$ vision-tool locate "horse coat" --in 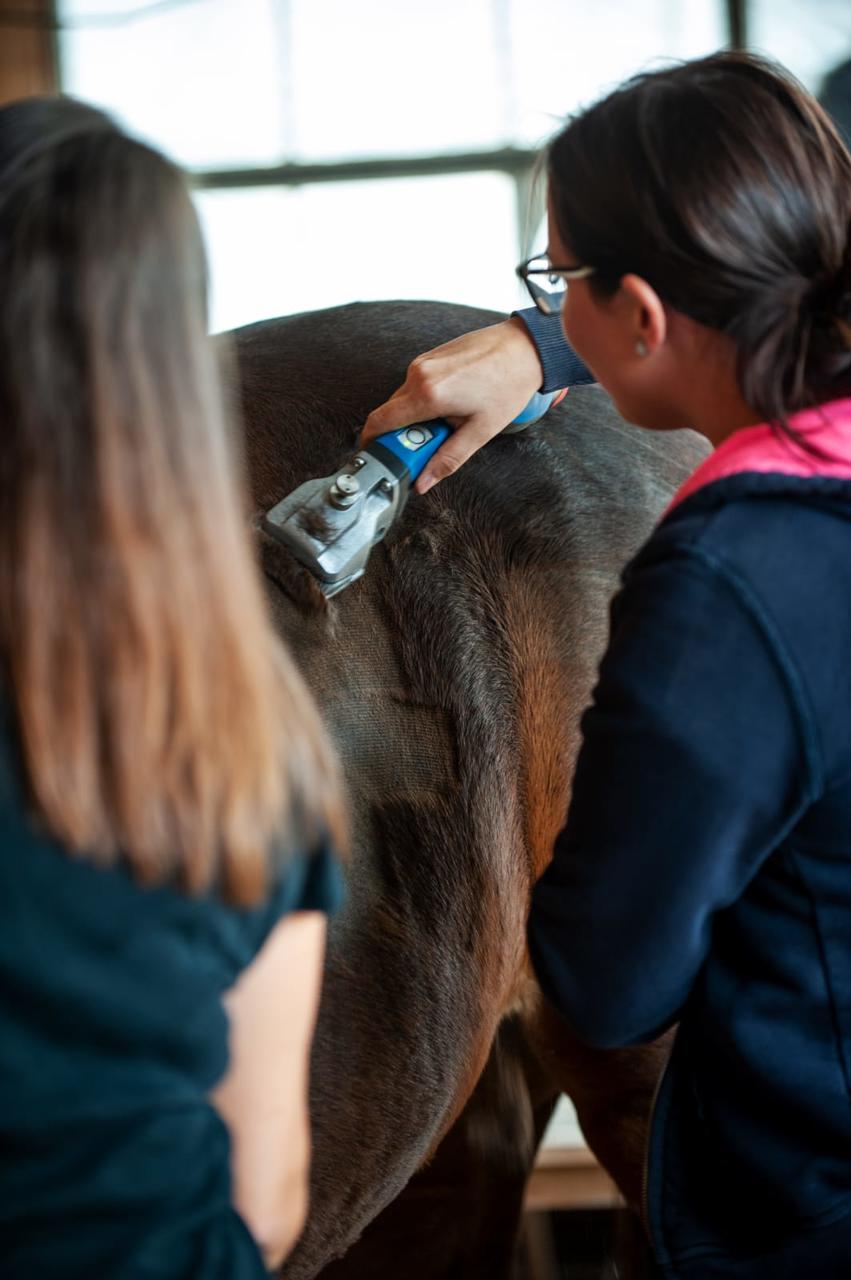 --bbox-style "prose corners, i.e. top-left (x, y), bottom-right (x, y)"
top-left (231, 300), bottom-right (708, 1279)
